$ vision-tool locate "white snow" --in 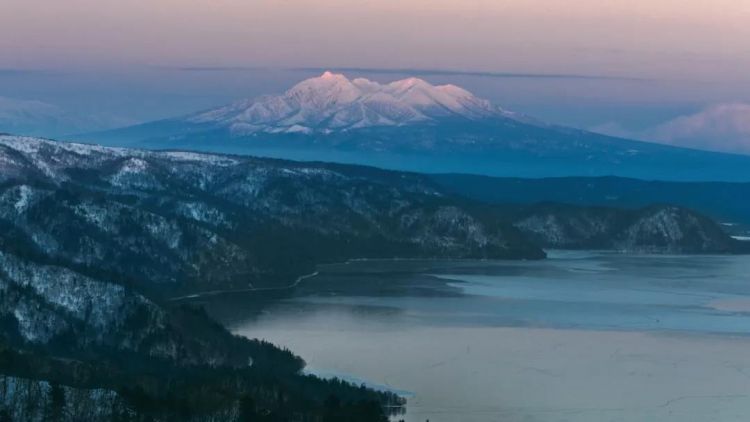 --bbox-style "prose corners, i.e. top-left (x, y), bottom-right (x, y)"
top-left (119, 157), bottom-right (148, 173)
top-left (0, 135), bottom-right (239, 169)
top-left (73, 203), bottom-right (110, 228)
top-left (0, 251), bottom-right (142, 340)
top-left (160, 150), bottom-right (239, 166)
top-left (285, 124), bottom-right (313, 134)
top-left (13, 185), bottom-right (33, 213)
top-left (186, 72), bottom-right (505, 134)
